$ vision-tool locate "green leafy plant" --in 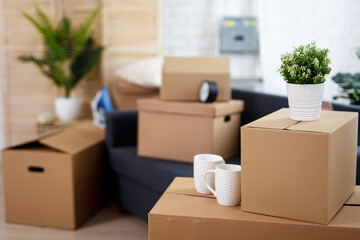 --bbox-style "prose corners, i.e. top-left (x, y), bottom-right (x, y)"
top-left (19, 6), bottom-right (104, 98)
top-left (278, 42), bottom-right (331, 84)
top-left (332, 73), bottom-right (360, 105)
